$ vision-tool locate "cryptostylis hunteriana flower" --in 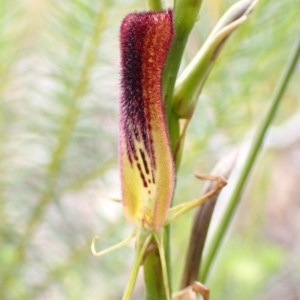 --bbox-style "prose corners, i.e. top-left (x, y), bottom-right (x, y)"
top-left (92, 9), bottom-right (226, 300)
top-left (119, 9), bottom-right (174, 232)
